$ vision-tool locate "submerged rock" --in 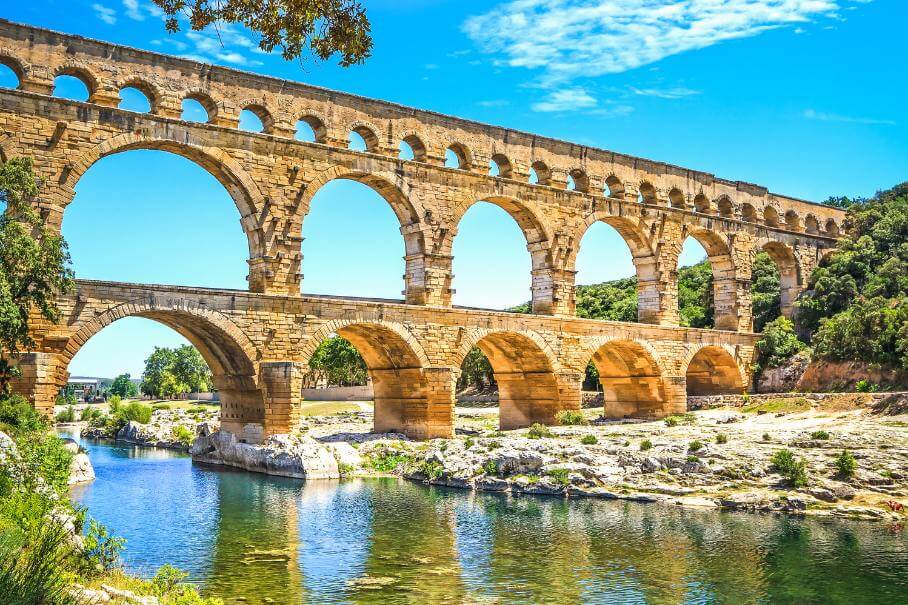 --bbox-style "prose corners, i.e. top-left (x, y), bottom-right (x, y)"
top-left (191, 430), bottom-right (339, 479)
